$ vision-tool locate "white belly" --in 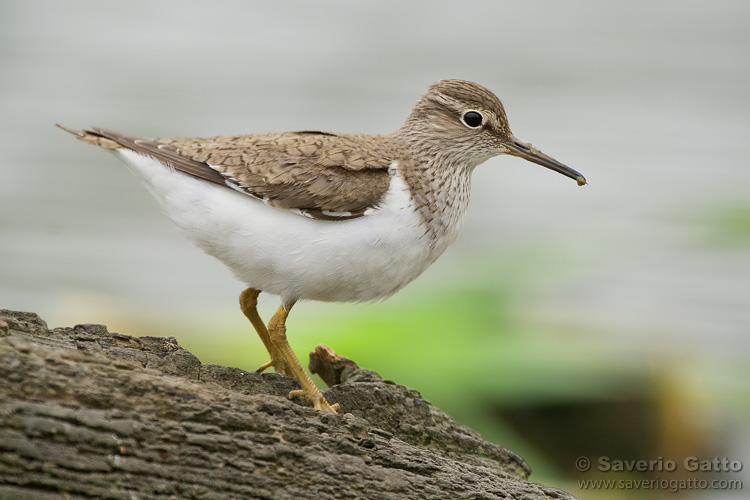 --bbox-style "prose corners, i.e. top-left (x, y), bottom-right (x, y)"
top-left (114, 149), bottom-right (447, 305)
